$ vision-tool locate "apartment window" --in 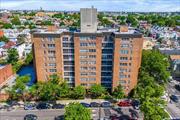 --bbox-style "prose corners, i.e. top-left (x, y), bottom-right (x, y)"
top-left (120, 50), bottom-right (129, 54)
top-left (89, 72), bottom-right (96, 76)
top-left (80, 61), bottom-right (88, 64)
top-left (48, 50), bottom-right (55, 56)
top-left (47, 37), bottom-right (54, 41)
top-left (64, 66), bottom-right (74, 71)
top-left (88, 61), bottom-right (96, 64)
top-left (48, 44), bottom-right (55, 48)
top-left (43, 44), bottom-right (46, 48)
top-left (121, 38), bottom-right (129, 41)
top-left (89, 55), bottom-right (96, 58)
top-left (49, 63), bottom-right (56, 67)
top-left (63, 55), bottom-right (74, 59)
top-left (80, 36), bottom-right (96, 40)
top-left (63, 49), bottom-right (74, 53)
top-left (102, 66), bottom-right (112, 71)
top-left (64, 61), bottom-right (74, 65)
top-left (89, 49), bottom-right (96, 52)
top-left (80, 43), bottom-right (88, 46)
top-left (102, 61), bottom-right (112, 65)
top-left (102, 43), bottom-right (113, 47)
top-left (48, 57), bottom-right (56, 61)
top-left (63, 37), bottom-right (68, 41)
top-left (63, 43), bottom-right (74, 47)
top-left (81, 83), bottom-right (87, 86)
top-left (120, 68), bottom-right (128, 72)
top-left (80, 67), bottom-right (88, 70)
top-left (121, 44), bottom-right (129, 48)
top-left (89, 78), bottom-right (96, 81)
top-left (64, 72), bottom-right (74, 76)
top-left (120, 57), bottom-right (128, 61)
top-left (120, 63), bottom-right (128, 66)
top-left (119, 80), bottom-right (126, 84)
top-left (80, 55), bottom-right (88, 59)
top-left (119, 74), bottom-right (127, 78)
top-left (81, 72), bottom-right (88, 76)
top-left (49, 69), bottom-right (57, 72)
top-left (89, 43), bottom-right (96, 47)
top-left (102, 72), bottom-right (112, 76)
top-left (80, 49), bottom-right (88, 53)
top-left (80, 78), bottom-right (88, 81)
top-left (102, 55), bottom-right (112, 59)
top-left (101, 77), bottom-right (112, 82)
top-left (102, 49), bottom-right (113, 53)
top-left (89, 67), bottom-right (96, 70)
